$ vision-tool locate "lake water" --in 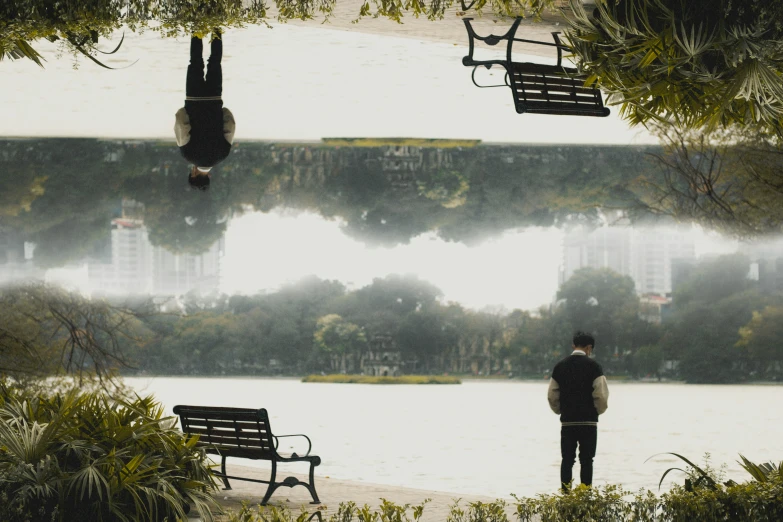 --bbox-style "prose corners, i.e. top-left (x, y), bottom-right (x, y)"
top-left (124, 377), bottom-right (783, 498)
